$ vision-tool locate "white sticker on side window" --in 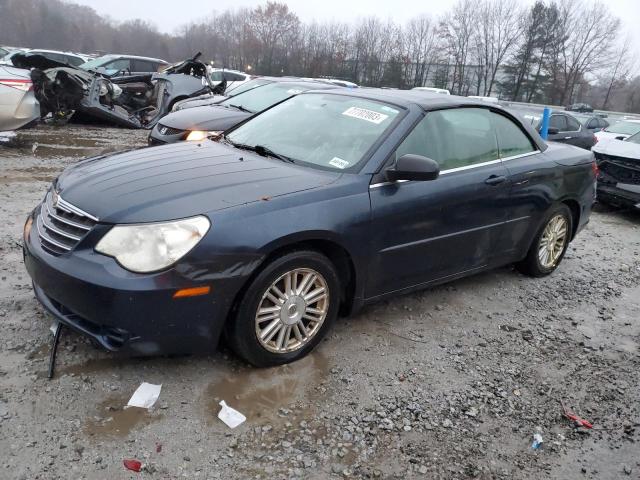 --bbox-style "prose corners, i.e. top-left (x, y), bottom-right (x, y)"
top-left (342, 107), bottom-right (389, 124)
top-left (329, 157), bottom-right (350, 169)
